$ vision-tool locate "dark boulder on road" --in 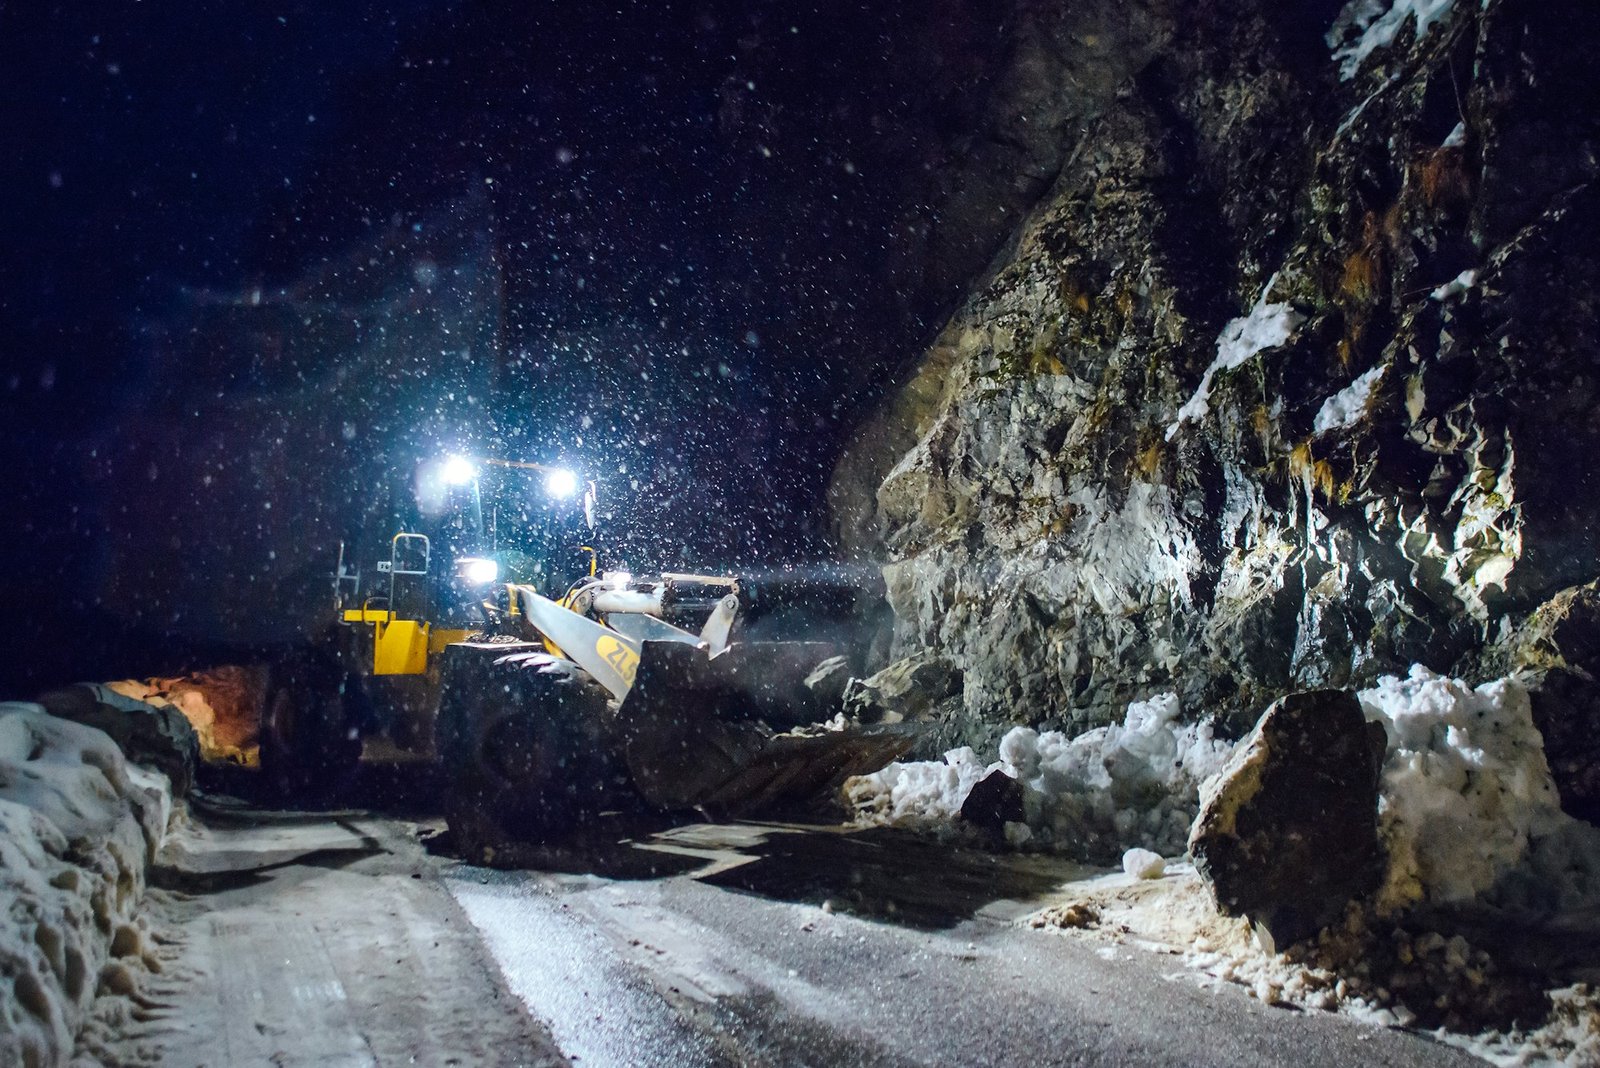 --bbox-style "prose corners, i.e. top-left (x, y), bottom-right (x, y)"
top-left (1189, 689), bottom-right (1386, 950)
top-left (959, 768), bottom-right (1026, 836)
